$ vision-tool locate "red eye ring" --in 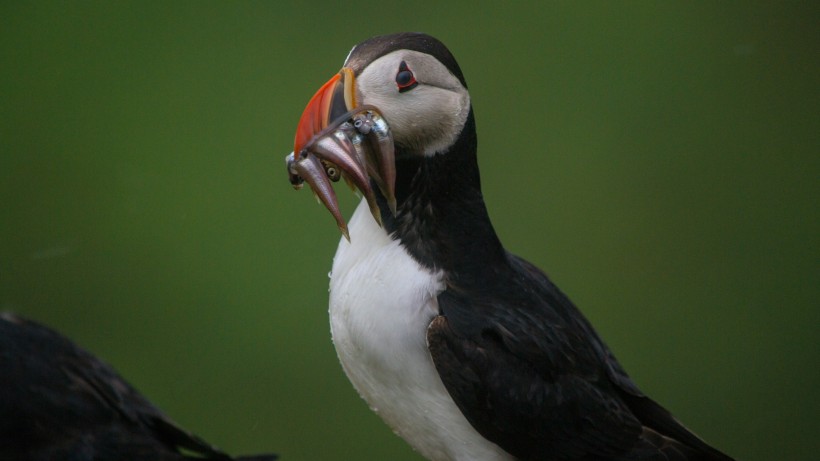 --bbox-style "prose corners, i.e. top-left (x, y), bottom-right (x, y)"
top-left (396, 60), bottom-right (418, 93)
